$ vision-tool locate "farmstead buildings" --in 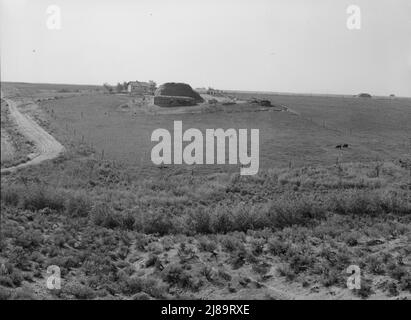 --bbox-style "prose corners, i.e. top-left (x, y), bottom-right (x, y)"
top-left (127, 81), bottom-right (155, 95)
